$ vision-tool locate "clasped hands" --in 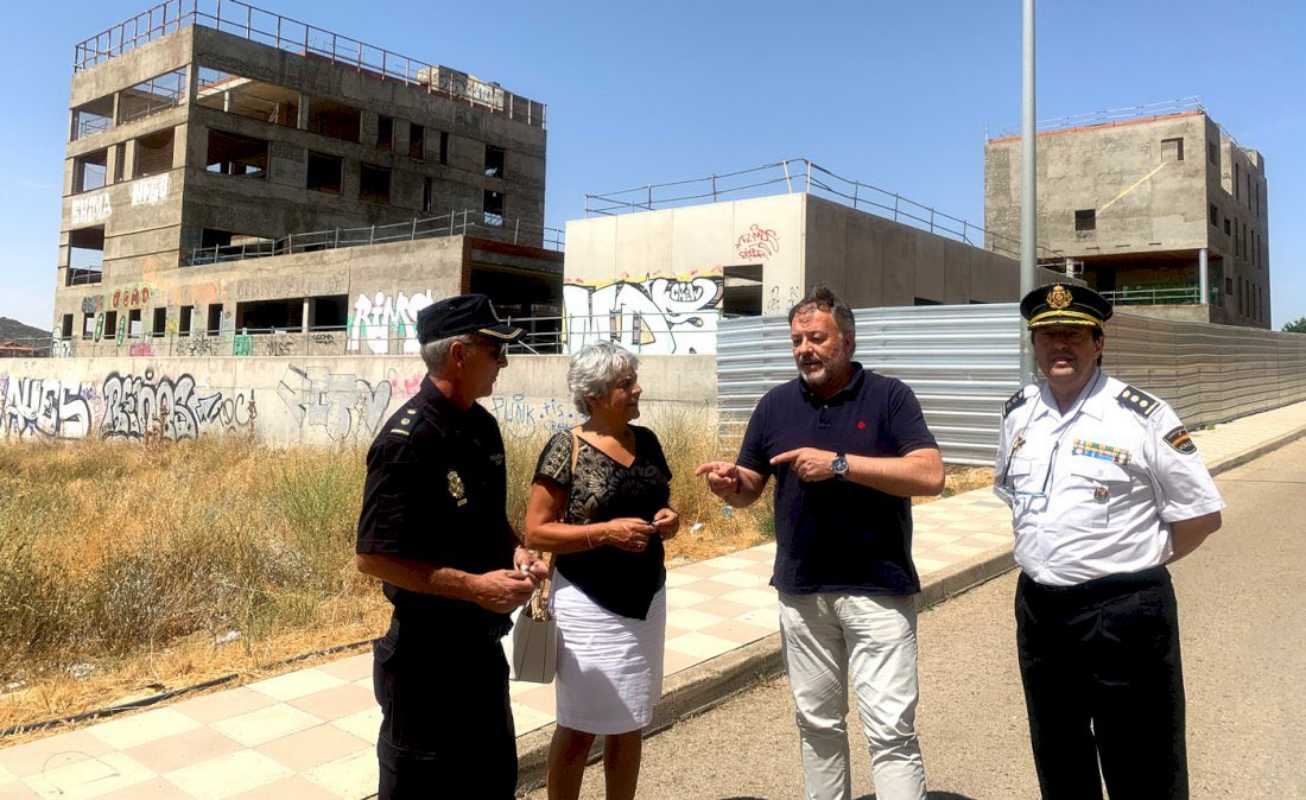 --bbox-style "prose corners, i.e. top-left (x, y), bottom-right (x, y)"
top-left (606, 507), bottom-right (680, 553)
